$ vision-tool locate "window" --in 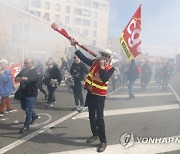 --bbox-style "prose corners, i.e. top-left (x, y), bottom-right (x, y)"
top-left (45, 1), bottom-right (50, 10)
top-left (93, 40), bottom-right (96, 46)
top-left (55, 15), bottom-right (60, 23)
top-left (66, 6), bottom-right (70, 13)
top-left (100, 3), bottom-right (108, 10)
top-left (42, 13), bottom-right (50, 21)
top-left (82, 9), bottom-right (91, 16)
top-left (93, 30), bottom-right (97, 37)
top-left (83, 19), bottom-right (90, 27)
top-left (75, 0), bottom-right (82, 5)
top-left (30, 11), bottom-right (40, 17)
top-left (12, 23), bottom-right (30, 43)
top-left (55, 4), bottom-right (60, 11)
top-left (74, 18), bottom-right (81, 25)
top-left (65, 16), bottom-right (70, 24)
top-left (93, 21), bottom-right (97, 28)
top-left (30, 0), bottom-right (41, 8)
top-left (74, 27), bottom-right (80, 34)
top-left (93, 11), bottom-right (98, 18)
top-left (83, 0), bottom-right (91, 7)
top-left (92, 2), bottom-right (99, 9)
top-left (83, 29), bottom-right (89, 36)
top-left (74, 8), bottom-right (82, 15)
